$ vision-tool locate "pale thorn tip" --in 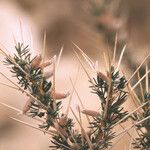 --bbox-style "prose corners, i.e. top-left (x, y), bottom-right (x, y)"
top-left (66, 91), bottom-right (70, 97)
top-left (52, 55), bottom-right (57, 62)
